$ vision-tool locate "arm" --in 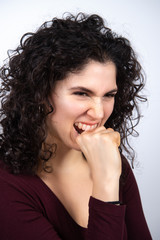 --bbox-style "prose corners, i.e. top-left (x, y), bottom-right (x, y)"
top-left (77, 127), bottom-right (126, 239)
top-left (86, 197), bottom-right (126, 240)
top-left (85, 161), bottom-right (152, 240)
top-left (76, 127), bottom-right (152, 239)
